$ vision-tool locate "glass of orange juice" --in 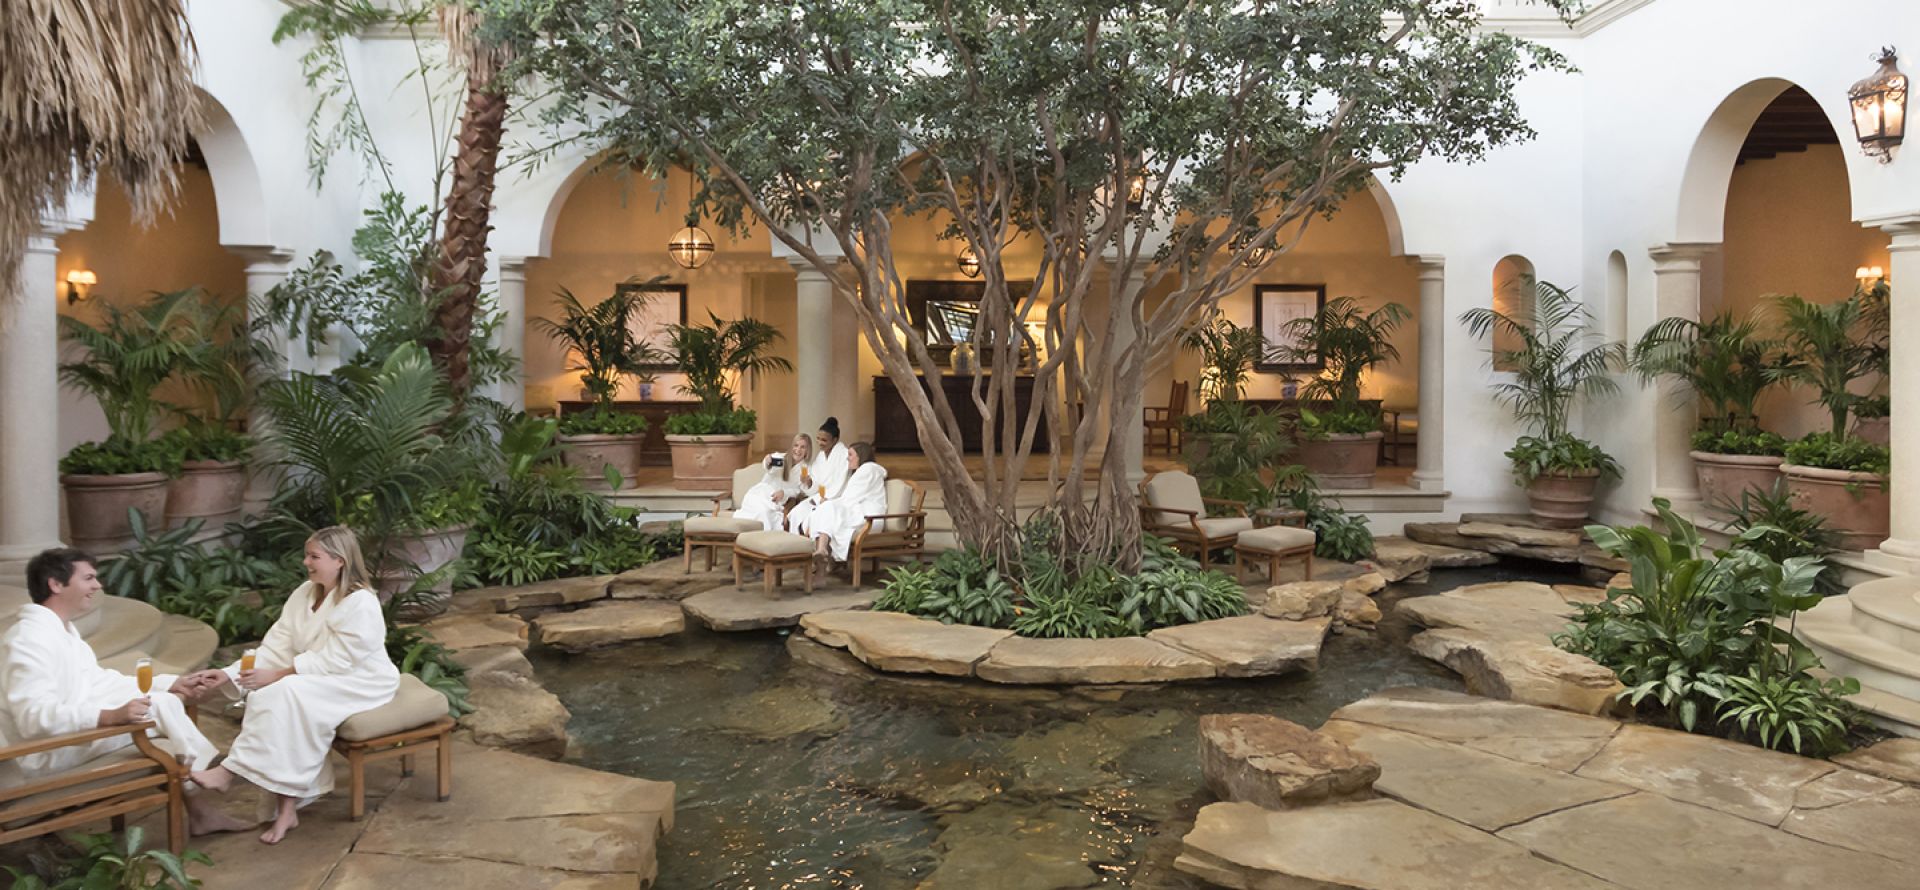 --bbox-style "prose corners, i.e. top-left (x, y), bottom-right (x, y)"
top-left (241, 648), bottom-right (257, 672)
top-left (135, 658), bottom-right (153, 695)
